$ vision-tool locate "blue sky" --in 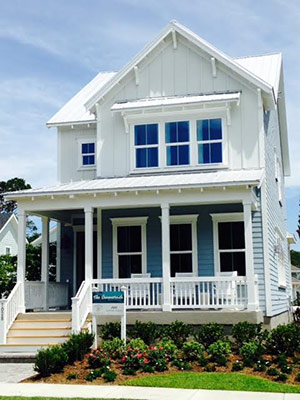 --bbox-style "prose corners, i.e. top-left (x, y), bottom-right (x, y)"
top-left (0, 0), bottom-right (299, 248)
